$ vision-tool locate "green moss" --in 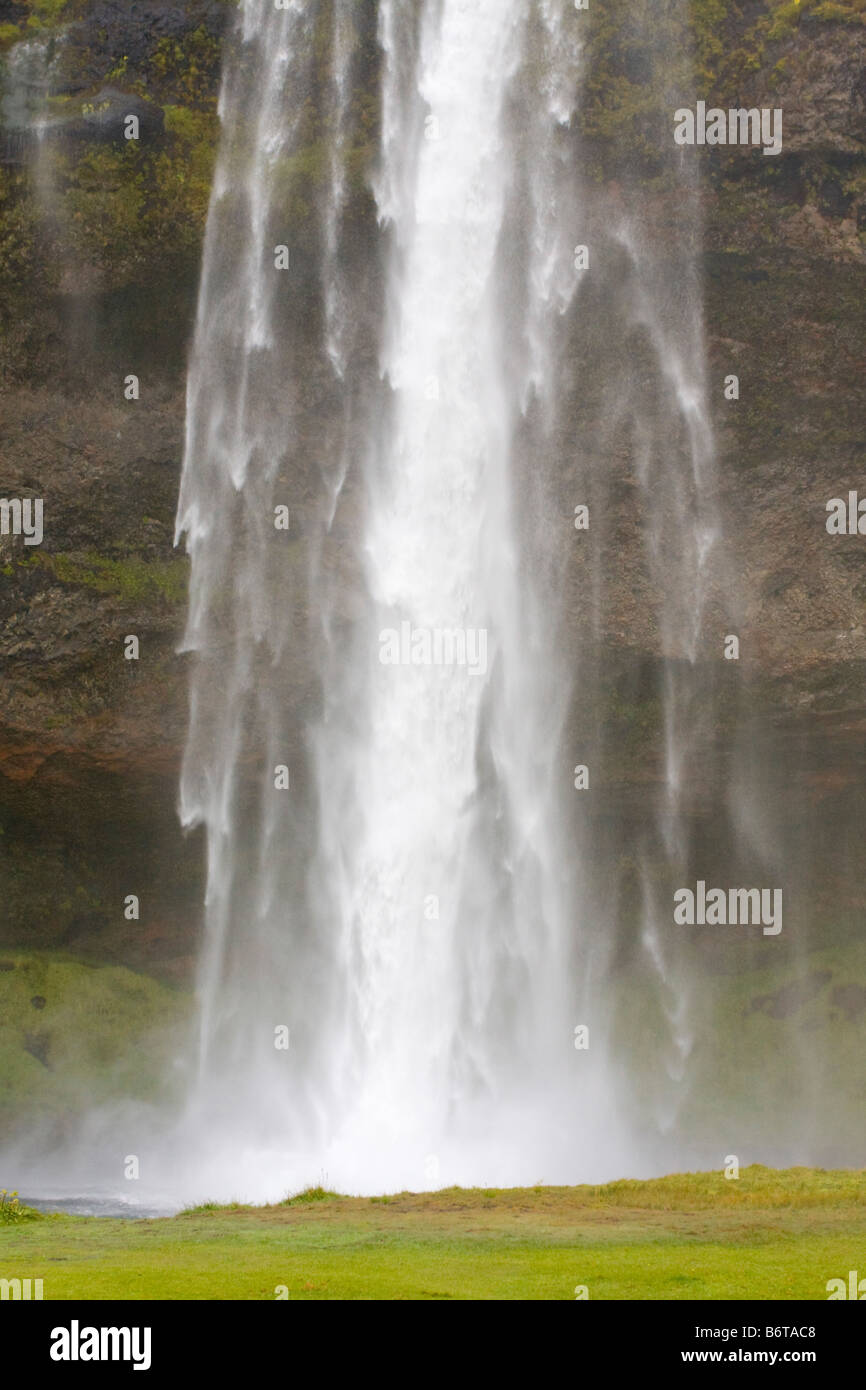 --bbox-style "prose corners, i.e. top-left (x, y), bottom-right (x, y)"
top-left (577, 0), bottom-right (718, 173)
top-left (0, 169), bottom-right (37, 291)
top-left (768, 0), bottom-right (866, 36)
top-left (771, 55), bottom-right (791, 86)
top-left (0, 952), bottom-right (189, 1134)
top-left (0, 13), bottom-right (225, 303)
top-left (61, 145), bottom-right (147, 280)
top-left (578, 0), bottom-right (866, 174)
top-left (146, 26), bottom-right (223, 108)
top-left (163, 104), bottom-right (214, 145)
top-left (689, 0), bottom-right (729, 87)
top-left (0, 1), bottom-right (376, 307)
top-left (105, 53), bottom-right (129, 83)
top-left (23, 0), bottom-right (70, 31)
top-left (43, 105), bottom-right (218, 288)
top-left (26, 550), bottom-right (189, 606)
top-left (813, 0), bottom-right (866, 19)
top-left (767, 0), bottom-right (806, 37)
